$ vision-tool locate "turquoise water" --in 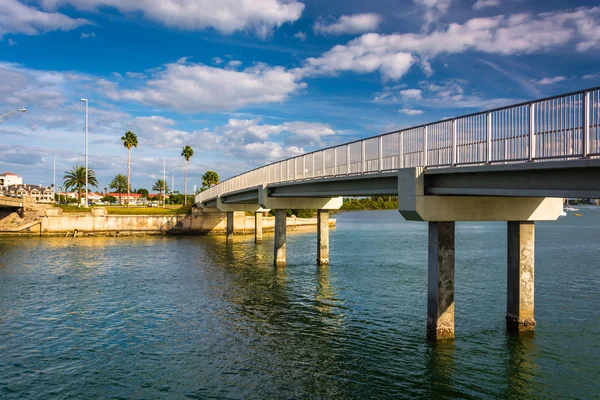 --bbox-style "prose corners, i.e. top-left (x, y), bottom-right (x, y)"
top-left (0, 209), bottom-right (599, 399)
